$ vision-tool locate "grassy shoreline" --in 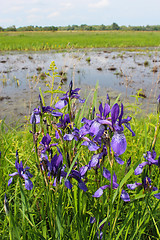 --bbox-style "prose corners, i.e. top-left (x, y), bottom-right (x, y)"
top-left (0, 31), bottom-right (160, 51)
top-left (1, 84), bottom-right (160, 239)
top-left (1, 59), bottom-right (160, 239)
